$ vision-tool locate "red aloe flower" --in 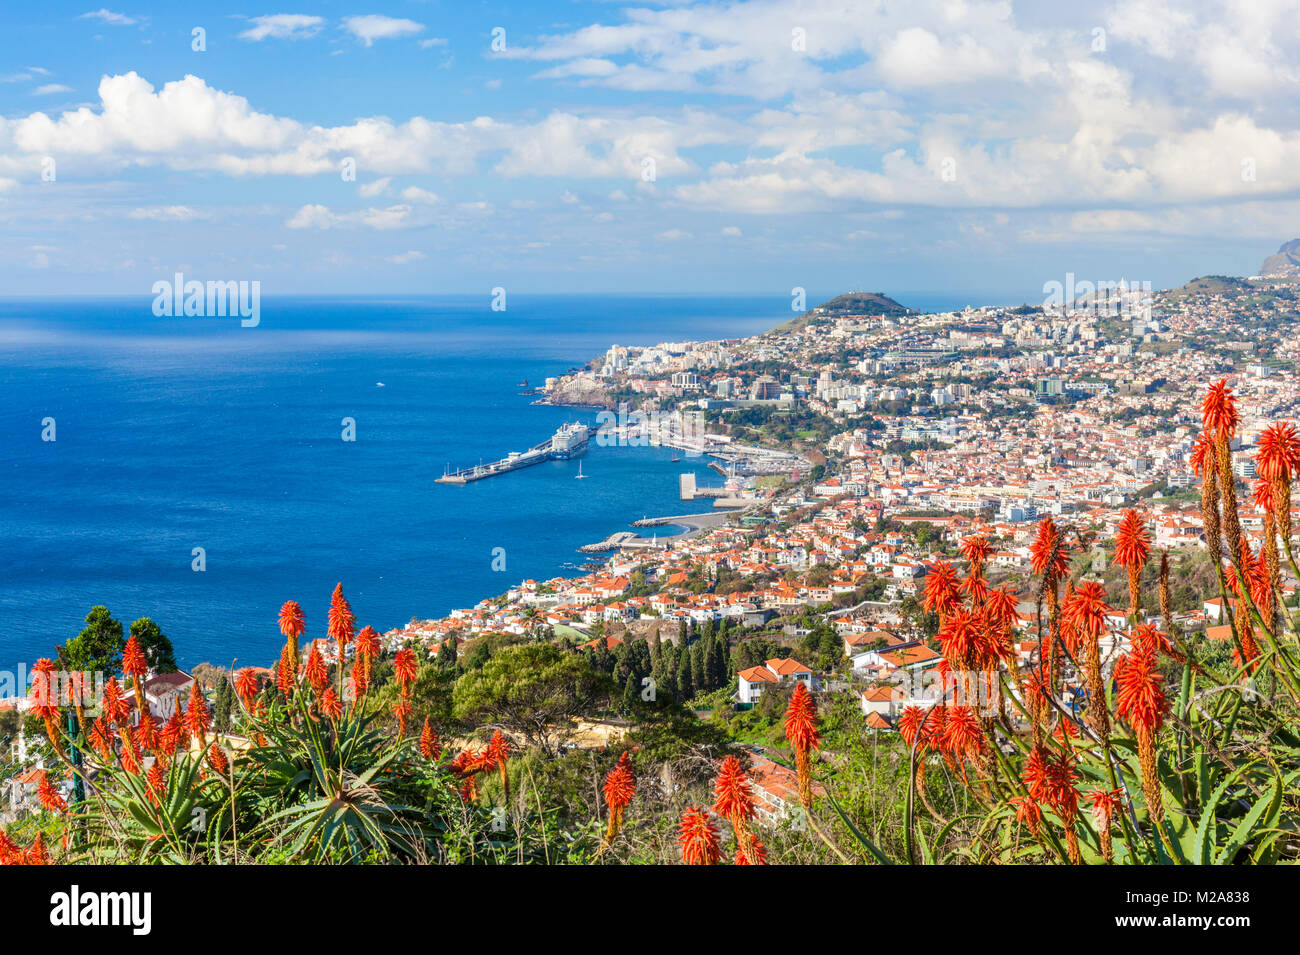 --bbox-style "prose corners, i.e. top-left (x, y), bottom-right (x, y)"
top-left (1116, 644), bottom-right (1169, 823)
top-left (184, 680), bottom-right (209, 746)
top-left (921, 560), bottom-right (960, 616)
top-left (712, 755), bottom-right (755, 823)
top-left (319, 687), bottom-right (343, 721)
top-left (327, 583), bottom-right (355, 646)
top-left (234, 667), bottom-right (262, 709)
top-left (102, 676), bottom-right (130, 725)
top-left (208, 743), bottom-right (229, 777)
top-left (1010, 794), bottom-right (1043, 837)
top-left (960, 534), bottom-right (992, 572)
top-left (36, 770), bottom-right (66, 814)
top-left (278, 599), bottom-right (305, 672)
top-left (275, 643), bottom-right (295, 700)
top-left (1061, 581), bottom-right (1111, 644)
top-left (29, 659), bottom-right (64, 757)
top-left (135, 710), bottom-right (158, 755)
top-left (301, 644), bottom-right (329, 694)
top-left (1191, 433), bottom-right (1214, 477)
top-left (783, 682), bottom-right (821, 811)
top-left (1029, 516), bottom-right (1069, 582)
top-left (939, 705), bottom-right (984, 767)
top-left (984, 586), bottom-right (1020, 630)
top-left (159, 711), bottom-right (185, 757)
top-left (1257, 421), bottom-right (1300, 483)
top-left (937, 607), bottom-right (984, 667)
top-left (122, 633), bottom-right (148, 713)
top-left (678, 806), bottom-right (721, 865)
top-left (24, 833), bottom-right (51, 865)
top-left (278, 599), bottom-right (305, 640)
top-left (146, 762), bottom-right (166, 805)
top-left (419, 717), bottom-right (441, 760)
top-left (393, 647), bottom-right (418, 688)
top-left (486, 729), bottom-right (513, 798)
top-left (1115, 646), bottom-right (1168, 737)
top-left (1088, 788), bottom-right (1122, 830)
top-left (1201, 379), bottom-right (1238, 441)
top-left (898, 704), bottom-right (932, 750)
top-left (602, 752), bottom-right (636, 815)
top-left (1114, 509), bottom-right (1151, 571)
